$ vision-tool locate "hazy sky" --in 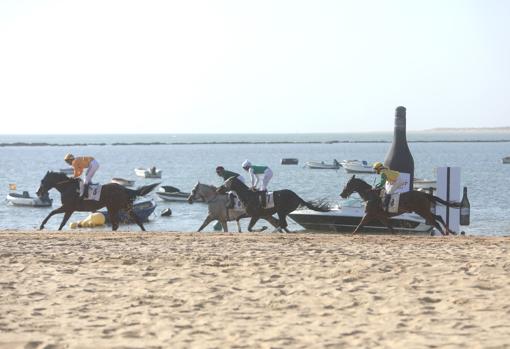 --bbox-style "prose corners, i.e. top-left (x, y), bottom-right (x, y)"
top-left (1, 0), bottom-right (509, 134)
